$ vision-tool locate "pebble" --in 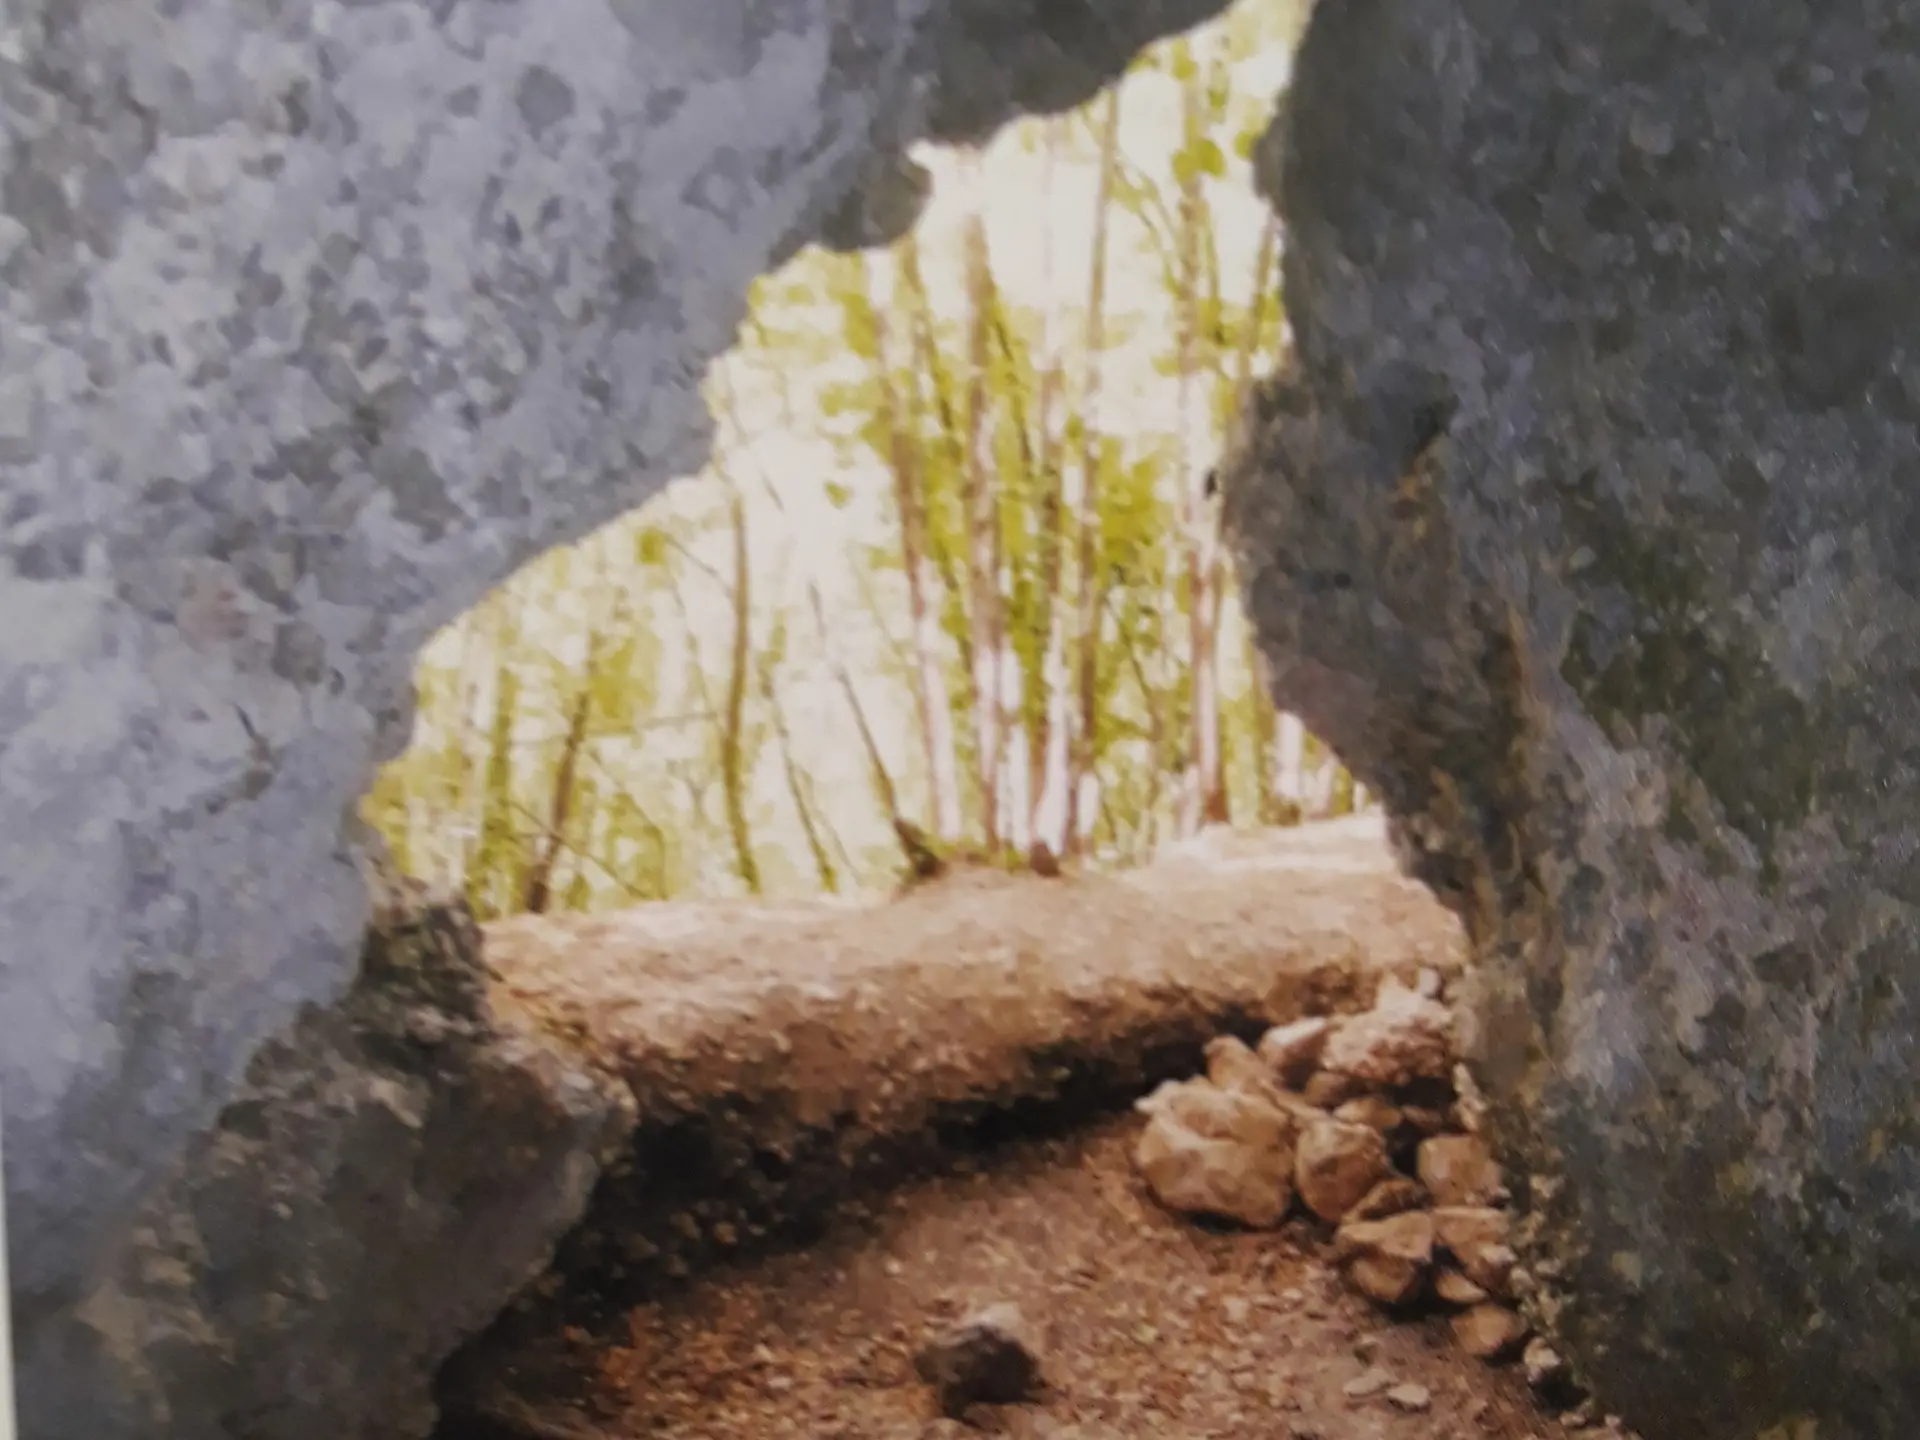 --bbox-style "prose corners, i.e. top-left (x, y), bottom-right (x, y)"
top-left (1343, 1366), bottom-right (1396, 1401)
top-left (914, 1302), bottom-right (1044, 1418)
top-left (1386, 1382), bottom-right (1433, 1412)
